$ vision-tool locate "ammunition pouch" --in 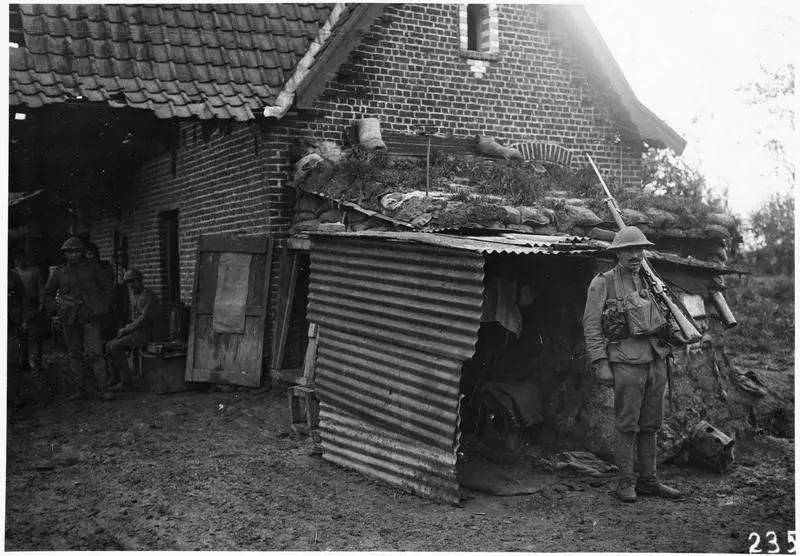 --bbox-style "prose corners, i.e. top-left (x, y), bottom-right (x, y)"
top-left (600, 269), bottom-right (667, 340)
top-left (601, 299), bottom-right (628, 340)
top-left (624, 289), bottom-right (667, 337)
